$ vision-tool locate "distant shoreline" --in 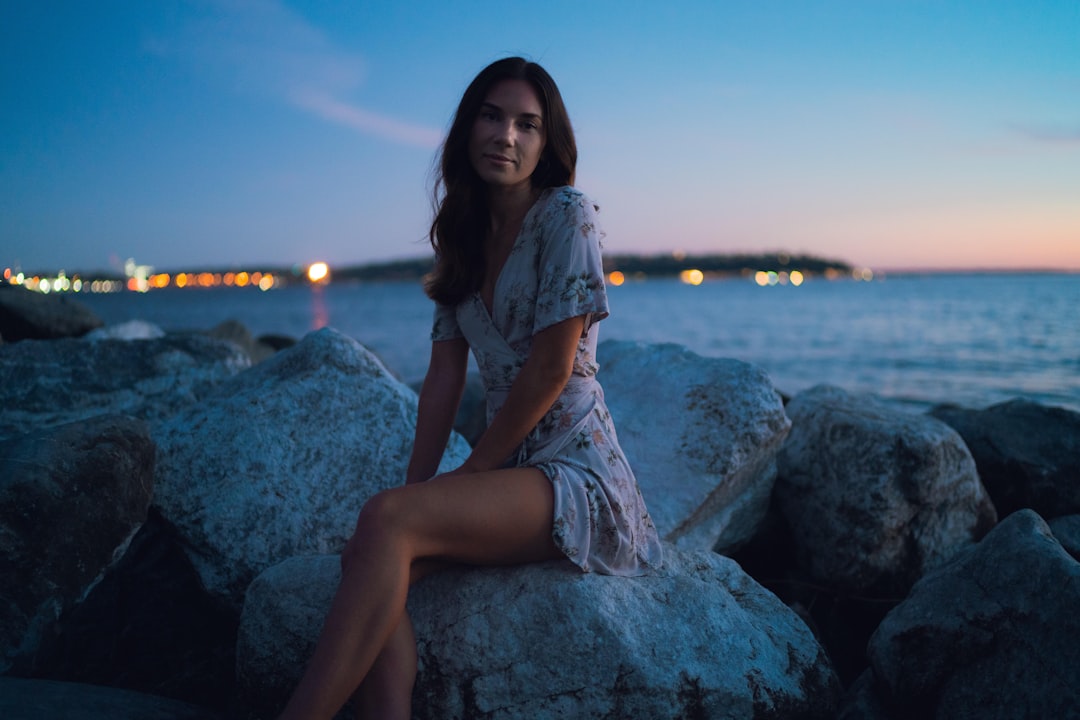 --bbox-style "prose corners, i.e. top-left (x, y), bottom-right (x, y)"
top-left (9, 253), bottom-right (1078, 285)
